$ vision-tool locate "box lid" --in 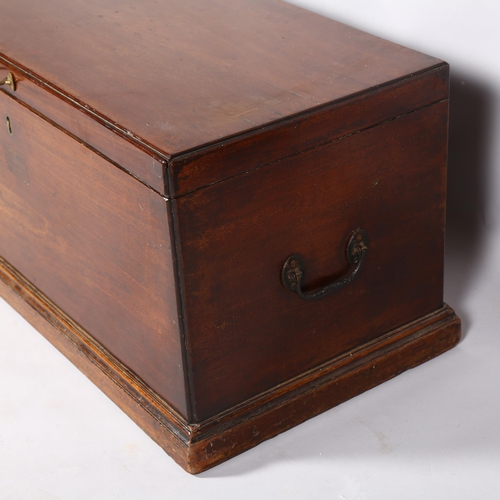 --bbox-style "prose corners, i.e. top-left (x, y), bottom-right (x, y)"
top-left (0, 0), bottom-right (448, 195)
